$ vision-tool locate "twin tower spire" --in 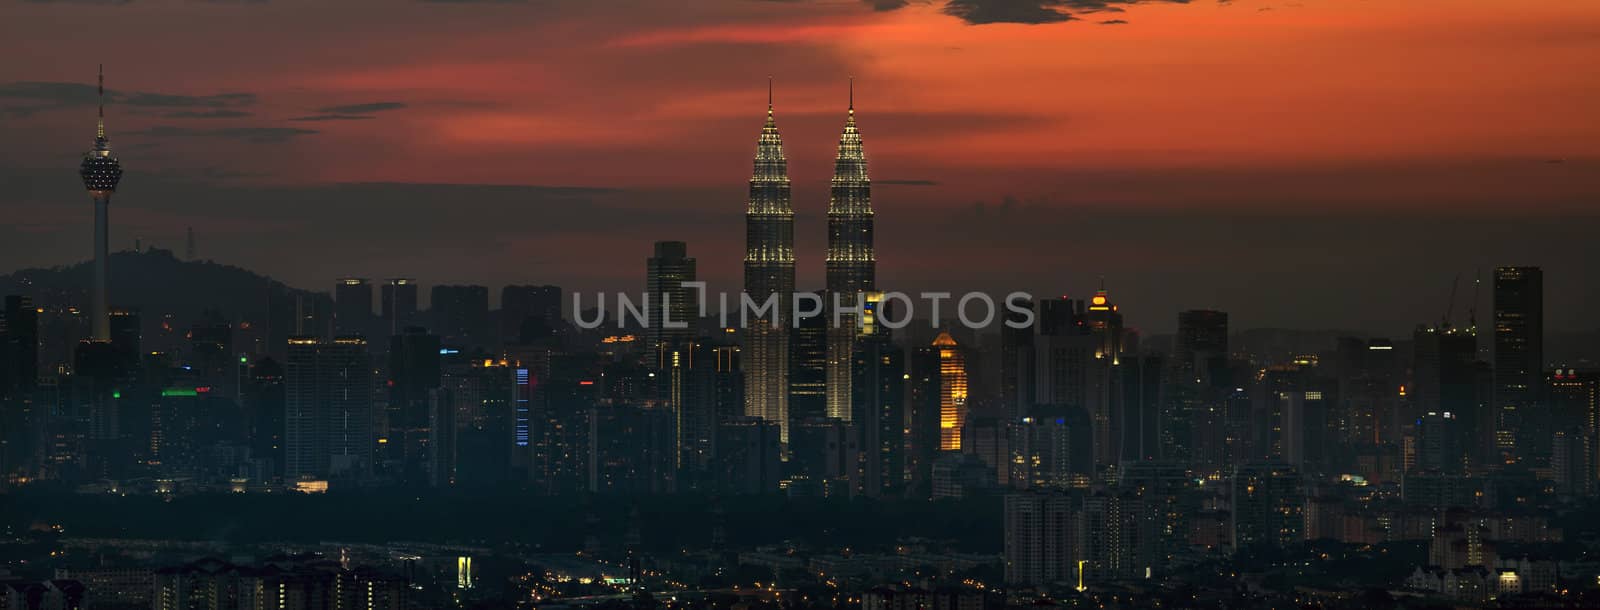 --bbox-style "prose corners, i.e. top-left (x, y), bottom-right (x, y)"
top-left (743, 78), bottom-right (875, 442)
